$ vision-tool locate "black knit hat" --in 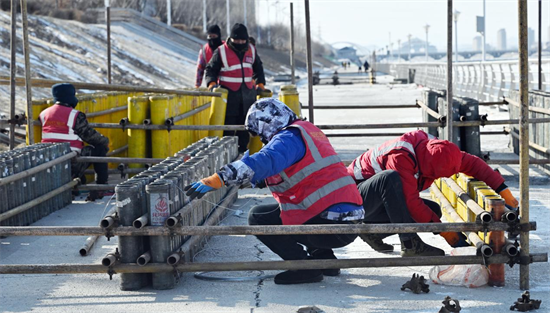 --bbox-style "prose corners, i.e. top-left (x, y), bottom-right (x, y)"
top-left (207, 24), bottom-right (221, 37)
top-left (230, 23), bottom-right (248, 40)
top-left (52, 83), bottom-right (78, 108)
